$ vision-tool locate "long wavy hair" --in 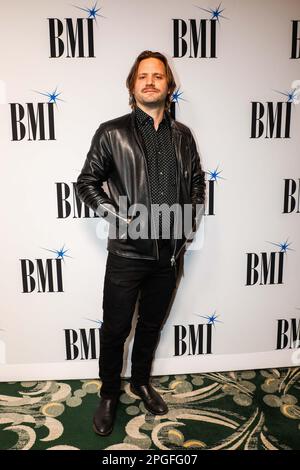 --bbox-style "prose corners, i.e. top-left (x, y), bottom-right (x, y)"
top-left (126, 50), bottom-right (176, 111)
